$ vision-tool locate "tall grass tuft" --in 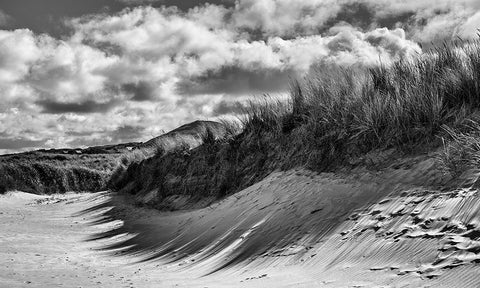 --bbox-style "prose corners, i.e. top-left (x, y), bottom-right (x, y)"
top-left (240, 95), bottom-right (290, 135)
top-left (438, 121), bottom-right (480, 176)
top-left (263, 40), bottom-right (480, 168)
